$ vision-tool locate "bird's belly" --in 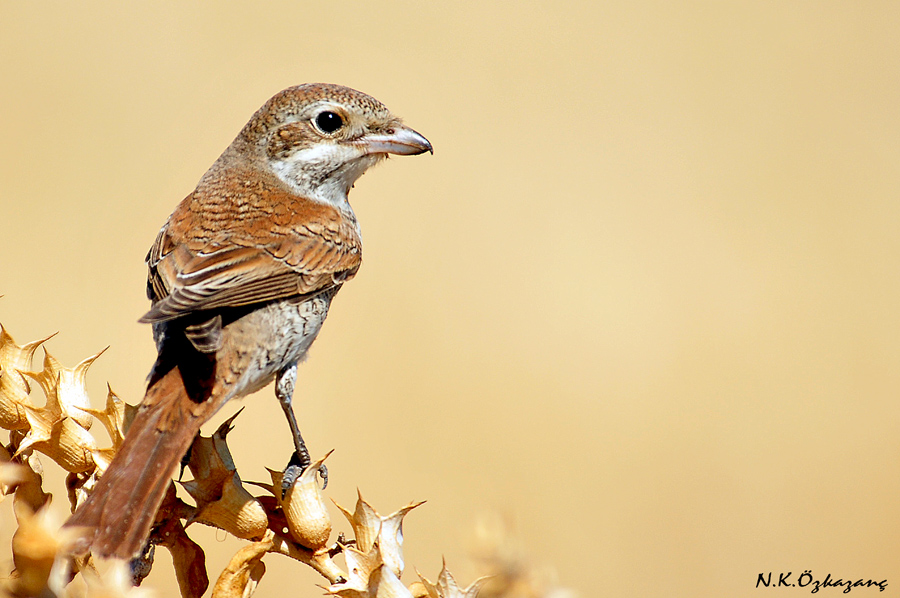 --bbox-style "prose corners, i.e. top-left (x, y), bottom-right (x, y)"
top-left (223, 291), bottom-right (336, 400)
